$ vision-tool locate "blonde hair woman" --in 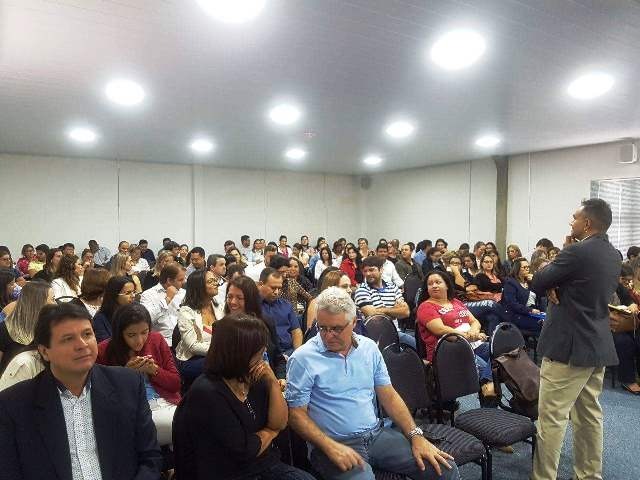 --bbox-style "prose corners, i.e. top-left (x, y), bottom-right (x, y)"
top-left (110, 253), bottom-right (142, 294)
